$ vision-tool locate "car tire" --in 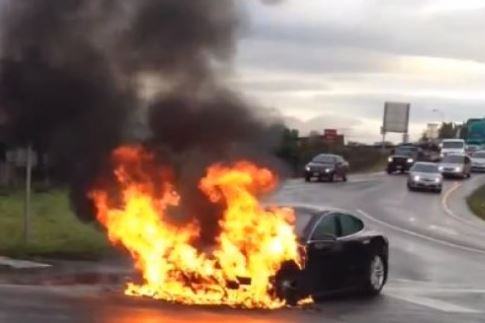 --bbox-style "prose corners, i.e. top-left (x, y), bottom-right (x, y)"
top-left (329, 173), bottom-right (335, 182)
top-left (436, 188), bottom-right (442, 194)
top-left (362, 254), bottom-right (386, 296)
top-left (275, 261), bottom-right (301, 306)
top-left (342, 174), bottom-right (348, 182)
top-left (387, 168), bottom-right (393, 175)
top-left (305, 176), bottom-right (311, 183)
